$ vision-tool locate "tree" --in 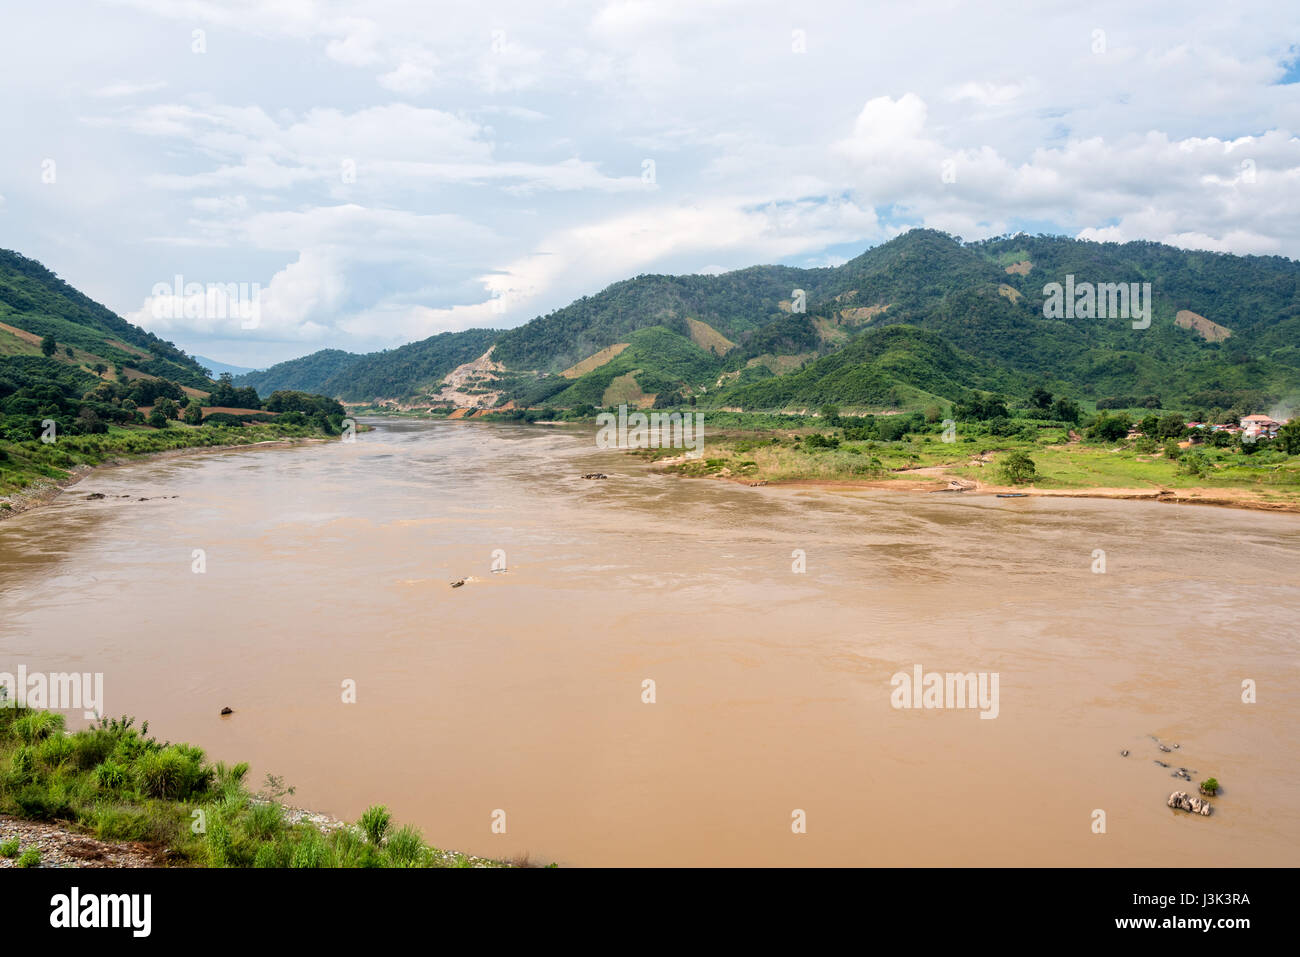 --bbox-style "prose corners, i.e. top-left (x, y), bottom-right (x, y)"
top-left (1088, 412), bottom-right (1130, 442)
top-left (1276, 419), bottom-right (1300, 456)
top-left (148, 409), bottom-right (168, 429)
top-left (1030, 387), bottom-right (1052, 410)
top-left (999, 451), bottom-right (1037, 484)
top-left (183, 399), bottom-right (203, 425)
top-left (1051, 397), bottom-right (1080, 423)
top-left (1180, 451), bottom-right (1211, 477)
top-left (1156, 412), bottom-right (1186, 440)
top-left (41, 335), bottom-right (57, 357)
top-left (154, 396), bottom-right (179, 419)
